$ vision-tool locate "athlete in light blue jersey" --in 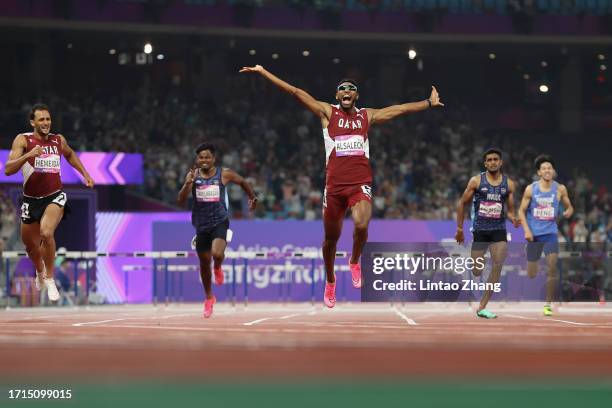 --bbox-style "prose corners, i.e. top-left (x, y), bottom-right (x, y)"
top-left (178, 142), bottom-right (258, 318)
top-left (518, 155), bottom-right (573, 316)
top-left (456, 148), bottom-right (519, 319)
